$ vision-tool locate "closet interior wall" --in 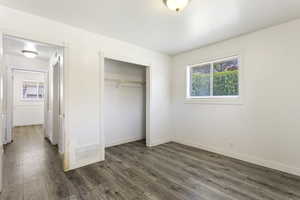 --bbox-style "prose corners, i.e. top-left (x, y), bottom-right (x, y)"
top-left (104, 58), bottom-right (146, 147)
